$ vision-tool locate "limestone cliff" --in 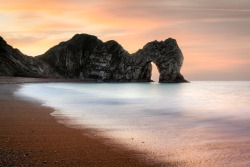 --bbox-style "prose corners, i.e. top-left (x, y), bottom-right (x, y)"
top-left (38, 34), bottom-right (129, 80)
top-left (0, 34), bottom-right (187, 82)
top-left (0, 36), bottom-right (58, 77)
top-left (38, 34), bottom-right (187, 82)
